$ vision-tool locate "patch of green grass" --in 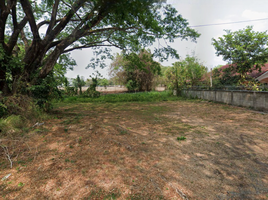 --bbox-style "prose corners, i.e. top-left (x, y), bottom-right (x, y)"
top-left (18, 182), bottom-right (24, 187)
top-left (177, 136), bottom-right (186, 141)
top-left (0, 115), bottom-right (26, 137)
top-left (61, 91), bottom-right (183, 103)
